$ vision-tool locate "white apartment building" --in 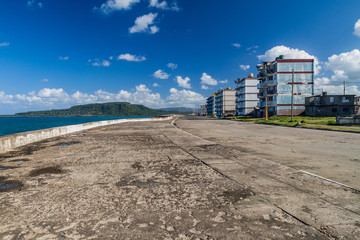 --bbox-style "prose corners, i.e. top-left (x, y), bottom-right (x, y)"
top-left (215, 88), bottom-right (236, 117)
top-left (235, 74), bottom-right (259, 116)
